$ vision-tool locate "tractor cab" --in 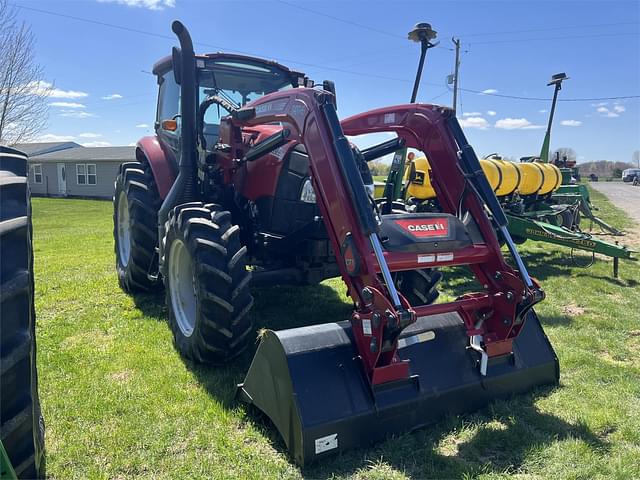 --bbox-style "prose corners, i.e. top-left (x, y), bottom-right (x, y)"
top-left (152, 53), bottom-right (308, 159)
